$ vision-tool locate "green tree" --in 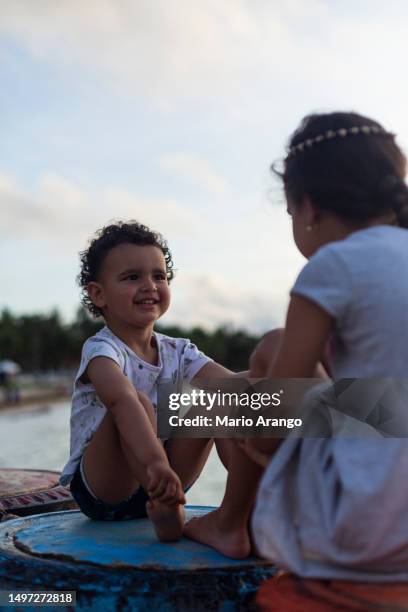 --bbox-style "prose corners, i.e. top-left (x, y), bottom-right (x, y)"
top-left (0, 308), bottom-right (259, 372)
